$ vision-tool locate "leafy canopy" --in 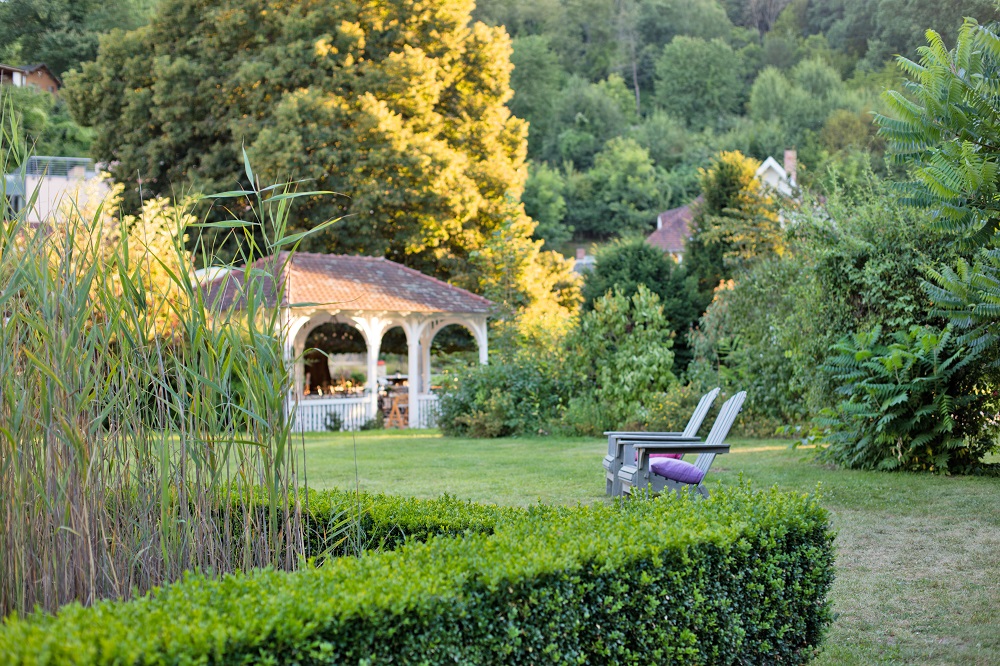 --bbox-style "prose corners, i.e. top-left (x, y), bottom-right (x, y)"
top-left (878, 19), bottom-right (1000, 358)
top-left (565, 137), bottom-right (667, 238)
top-left (878, 19), bottom-right (1000, 247)
top-left (654, 36), bottom-right (744, 130)
top-left (522, 162), bottom-right (570, 248)
top-left (66, 0), bottom-right (535, 290)
top-left (0, 0), bottom-right (154, 76)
